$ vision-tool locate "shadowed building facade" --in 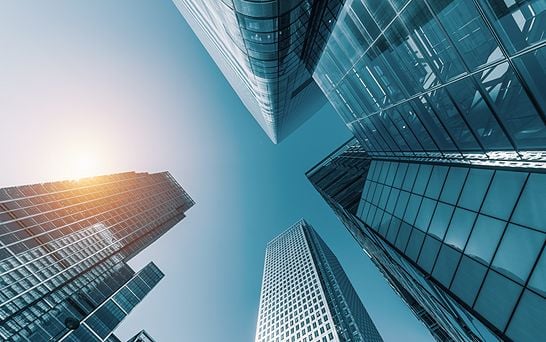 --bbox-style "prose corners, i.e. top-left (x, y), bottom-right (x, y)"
top-left (0, 172), bottom-right (194, 341)
top-left (172, 0), bottom-right (344, 143)
top-left (255, 219), bottom-right (383, 342)
top-left (308, 138), bottom-right (546, 341)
